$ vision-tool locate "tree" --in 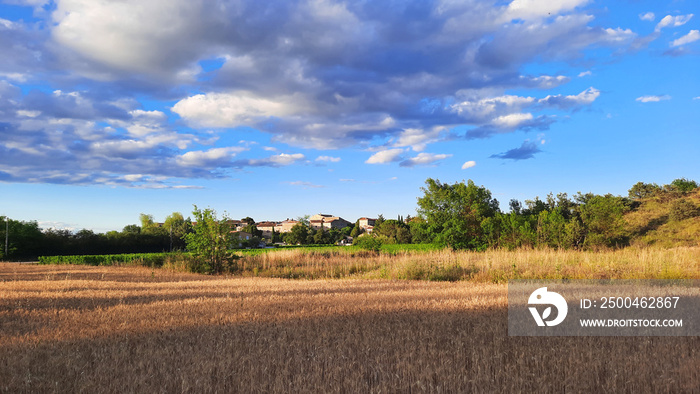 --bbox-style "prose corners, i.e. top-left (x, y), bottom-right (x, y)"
top-left (185, 206), bottom-right (236, 273)
top-left (284, 222), bottom-right (311, 245)
top-left (577, 194), bottom-right (630, 248)
top-left (354, 235), bottom-right (383, 252)
top-left (628, 182), bottom-right (660, 199)
top-left (350, 220), bottom-right (363, 238)
top-left (669, 178), bottom-right (698, 193)
top-left (373, 219), bottom-right (412, 244)
top-left (416, 178), bottom-right (500, 250)
top-left (669, 199), bottom-right (700, 221)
